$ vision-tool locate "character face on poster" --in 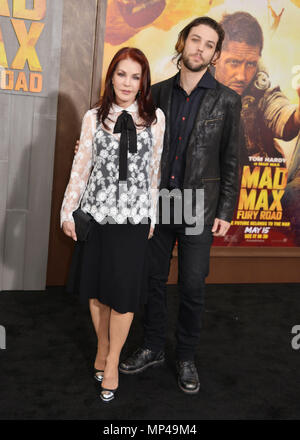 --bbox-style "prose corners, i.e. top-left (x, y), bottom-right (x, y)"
top-left (102, 0), bottom-right (300, 247)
